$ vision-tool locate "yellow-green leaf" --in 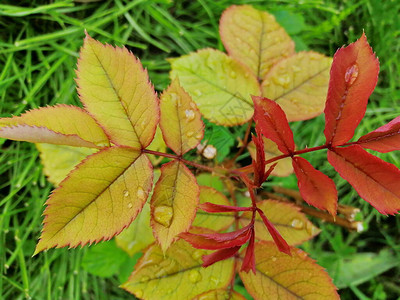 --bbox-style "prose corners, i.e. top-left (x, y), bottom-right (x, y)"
top-left (220, 5), bottom-right (295, 79)
top-left (193, 186), bottom-right (235, 231)
top-left (151, 160), bottom-right (199, 252)
top-left (115, 202), bottom-right (155, 256)
top-left (34, 146), bottom-right (153, 254)
top-left (193, 289), bottom-right (246, 300)
top-left (122, 240), bottom-right (235, 299)
top-left (160, 79), bottom-right (204, 155)
top-left (262, 51), bottom-right (332, 121)
top-left (0, 105), bottom-right (109, 148)
top-left (147, 127), bottom-right (167, 165)
top-left (36, 143), bottom-right (96, 186)
top-left (169, 49), bottom-right (260, 126)
top-left (248, 136), bottom-right (293, 177)
top-left (240, 200), bottom-right (320, 245)
top-left (240, 242), bottom-right (339, 299)
top-left (77, 34), bottom-right (159, 149)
